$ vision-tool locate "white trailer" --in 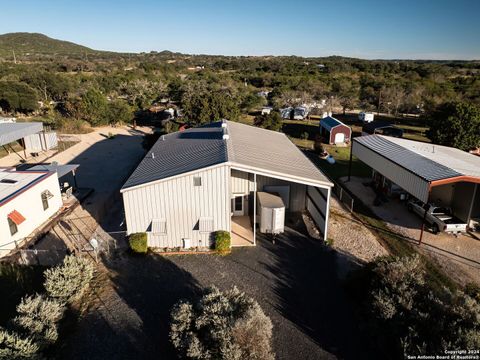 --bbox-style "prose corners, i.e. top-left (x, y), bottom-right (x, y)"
top-left (359, 112), bottom-right (374, 123)
top-left (257, 191), bottom-right (285, 234)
